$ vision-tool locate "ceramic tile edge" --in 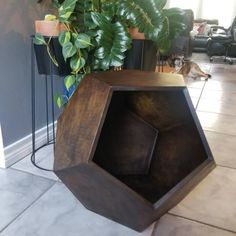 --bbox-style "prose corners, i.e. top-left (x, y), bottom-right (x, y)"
top-left (166, 213), bottom-right (236, 235)
top-left (0, 181), bottom-right (56, 233)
